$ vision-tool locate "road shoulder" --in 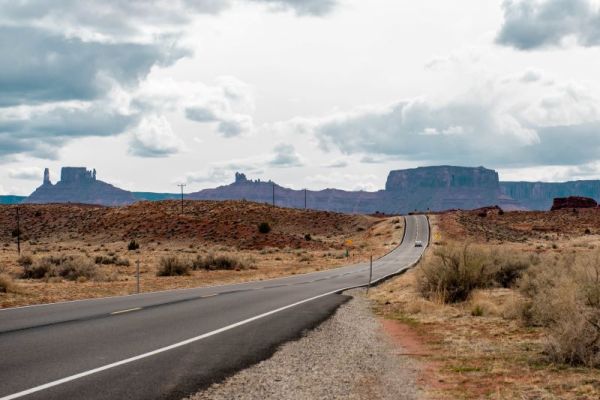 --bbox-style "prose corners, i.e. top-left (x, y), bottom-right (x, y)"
top-left (186, 289), bottom-right (421, 400)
